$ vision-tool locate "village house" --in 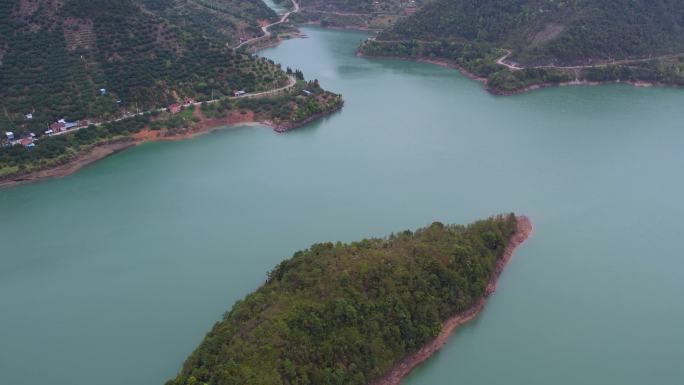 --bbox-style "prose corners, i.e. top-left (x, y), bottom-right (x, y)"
top-left (19, 138), bottom-right (34, 148)
top-left (302, 89), bottom-right (312, 96)
top-left (234, 90), bottom-right (246, 97)
top-left (5, 132), bottom-right (14, 141)
top-left (49, 122), bottom-right (66, 132)
top-left (25, 113), bottom-right (33, 120)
